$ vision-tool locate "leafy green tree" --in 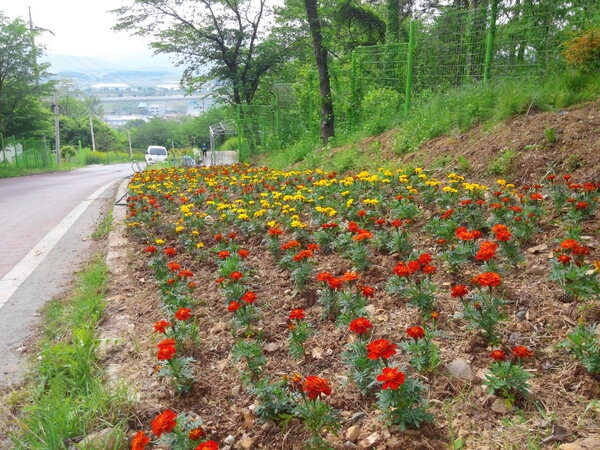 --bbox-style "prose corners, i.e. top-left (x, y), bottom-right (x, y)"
top-left (111, 0), bottom-right (296, 107)
top-left (0, 13), bottom-right (54, 138)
